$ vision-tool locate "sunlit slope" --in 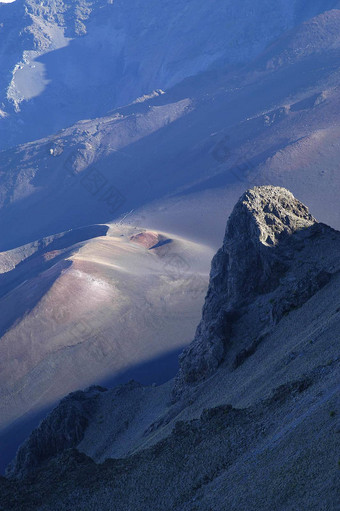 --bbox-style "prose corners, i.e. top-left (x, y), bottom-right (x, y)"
top-left (1, 10), bottom-right (340, 252)
top-left (0, 223), bottom-right (213, 431)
